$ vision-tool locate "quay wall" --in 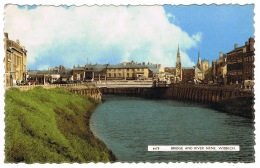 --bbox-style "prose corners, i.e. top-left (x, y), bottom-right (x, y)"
top-left (100, 84), bottom-right (254, 118)
top-left (69, 88), bottom-right (102, 101)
